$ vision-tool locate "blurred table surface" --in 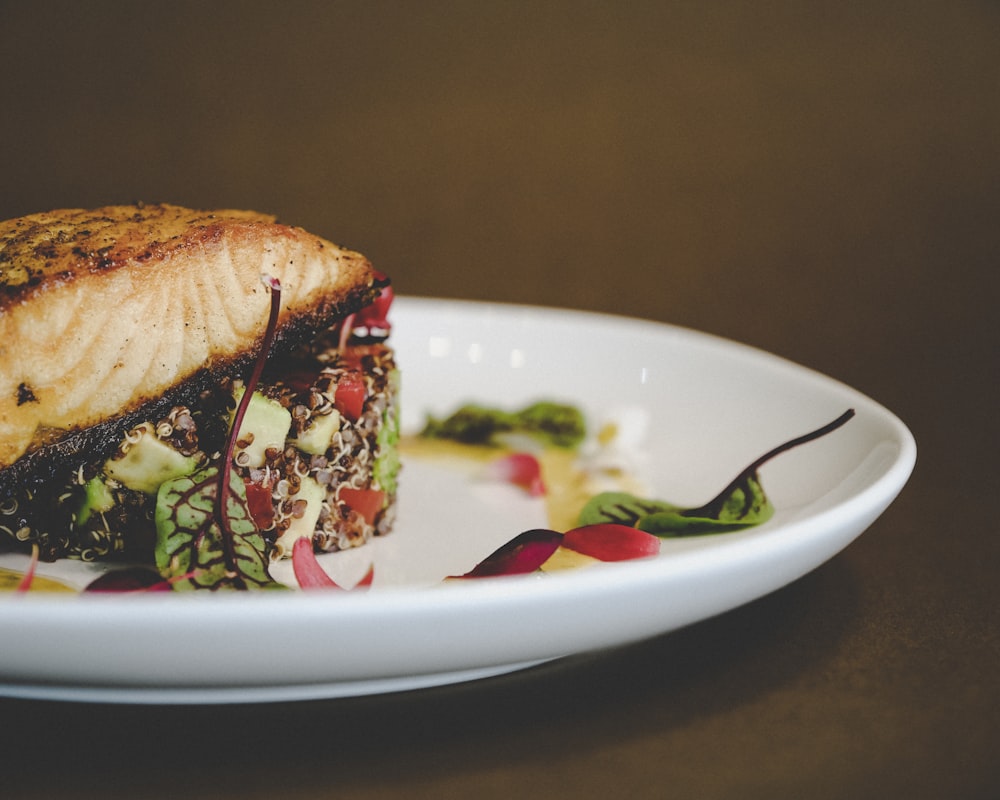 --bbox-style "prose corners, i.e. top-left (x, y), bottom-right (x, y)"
top-left (0, 3), bottom-right (997, 798)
